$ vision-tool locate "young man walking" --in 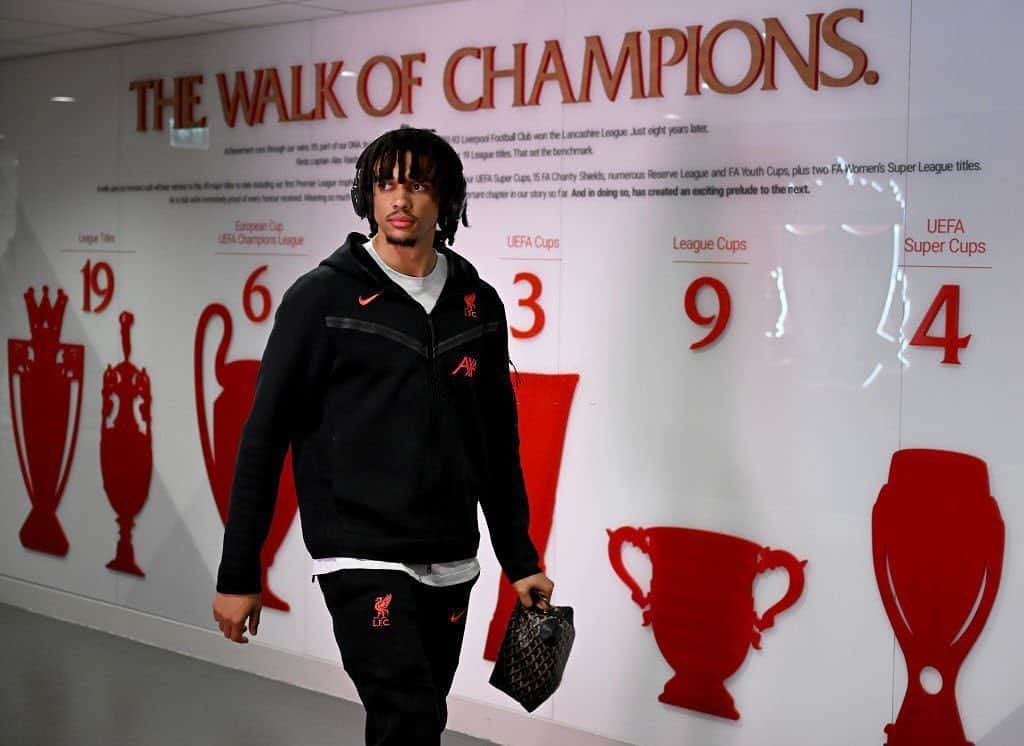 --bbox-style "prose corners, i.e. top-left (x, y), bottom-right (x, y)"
top-left (212, 127), bottom-right (553, 745)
